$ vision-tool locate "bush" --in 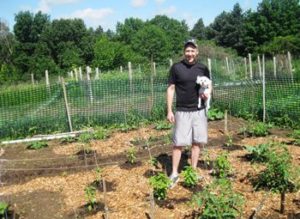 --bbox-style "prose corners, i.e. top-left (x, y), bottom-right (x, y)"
top-left (213, 153), bottom-right (232, 178)
top-left (181, 166), bottom-right (198, 188)
top-left (246, 143), bottom-right (272, 163)
top-left (149, 173), bottom-right (171, 200)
